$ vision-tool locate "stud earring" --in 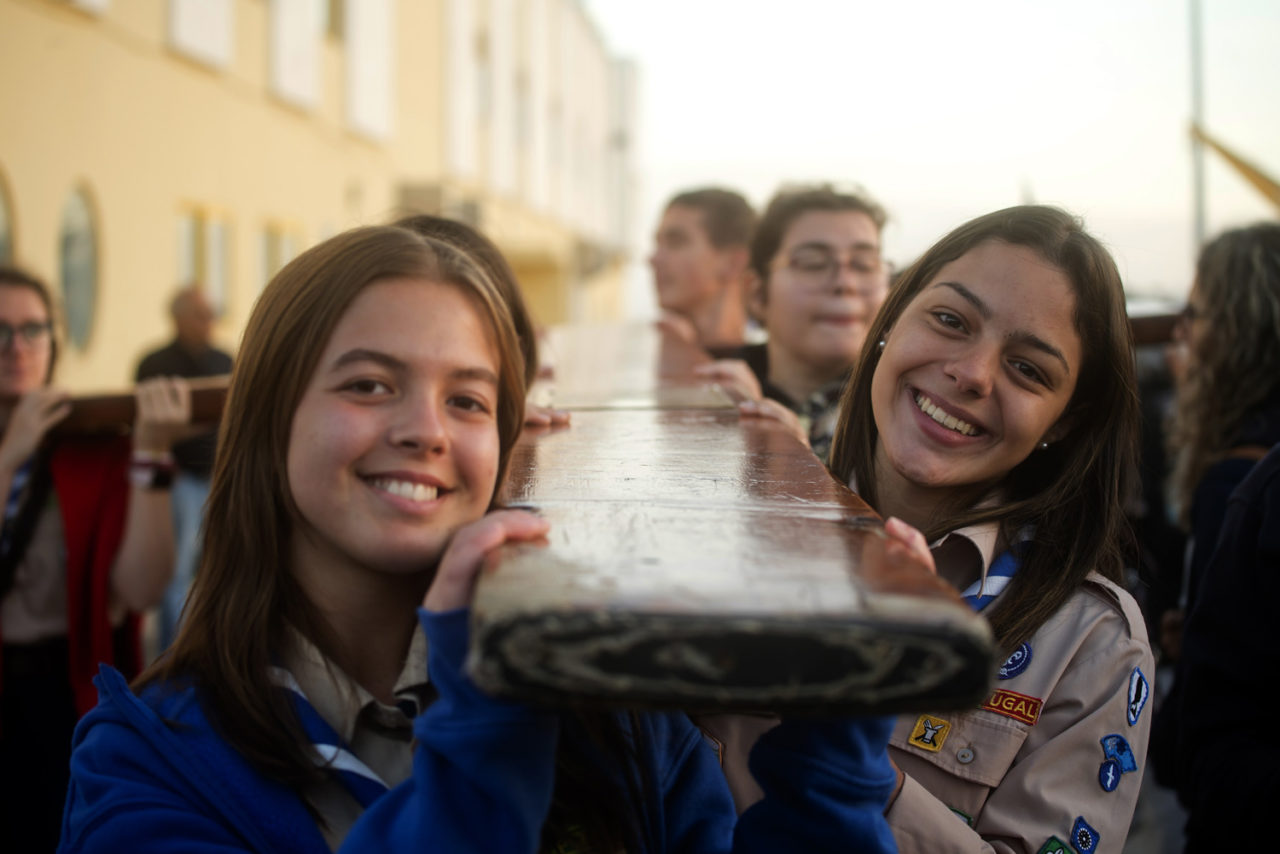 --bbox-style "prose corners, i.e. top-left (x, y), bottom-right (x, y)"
top-left (1038, 441), bottom-right (1049, 451)
top-left (877, 339), bottom-right (886, 351)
